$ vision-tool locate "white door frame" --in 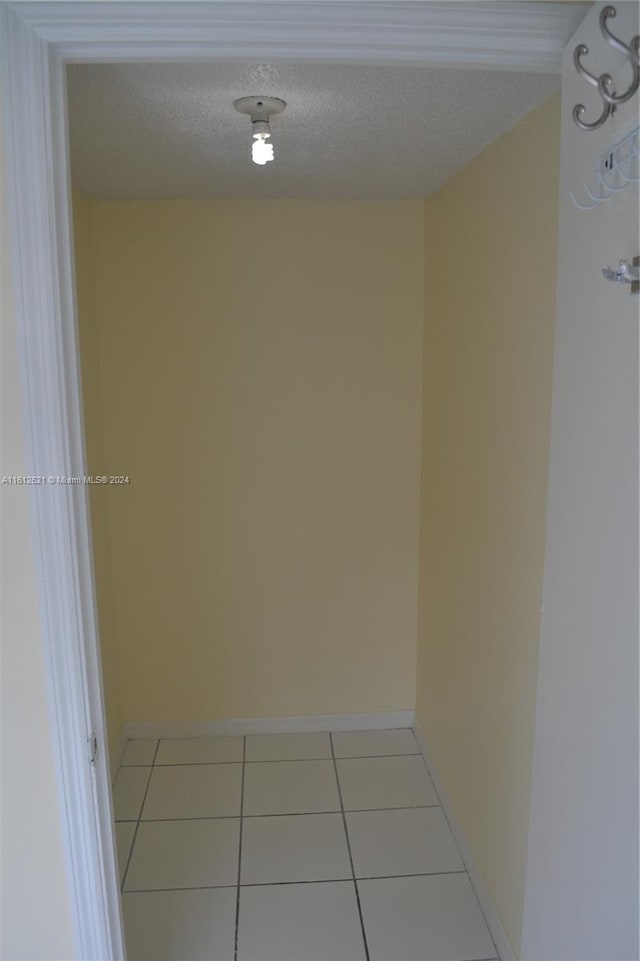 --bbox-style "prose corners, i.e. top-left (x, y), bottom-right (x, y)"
top-left (0, 2), bottom-right (587, 957)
